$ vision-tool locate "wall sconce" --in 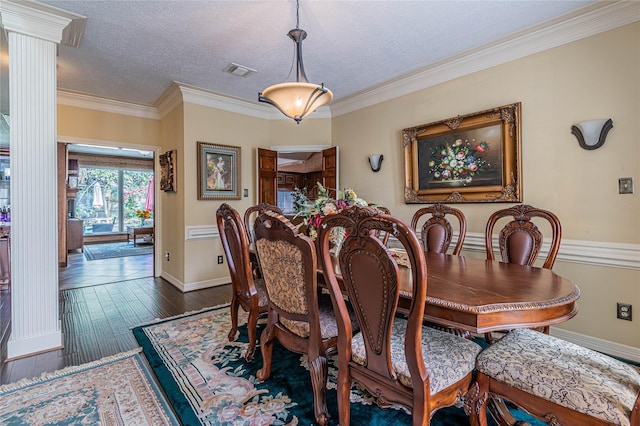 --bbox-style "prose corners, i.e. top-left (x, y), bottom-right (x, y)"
top-left (368, 154), bottom-right (383, 172)
top-left (571, 119), bottom-right (613, 150)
